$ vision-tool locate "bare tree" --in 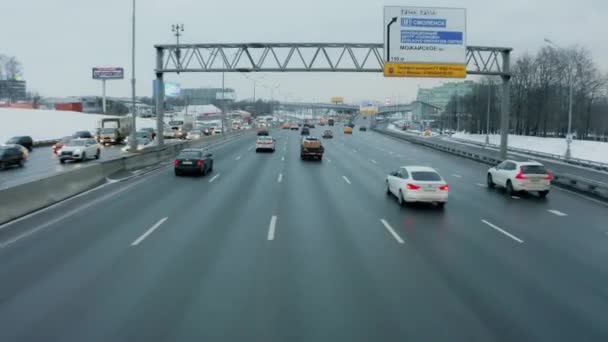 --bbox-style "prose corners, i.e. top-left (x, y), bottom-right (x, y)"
top-left (4, 56), bottom-right (22, 80)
